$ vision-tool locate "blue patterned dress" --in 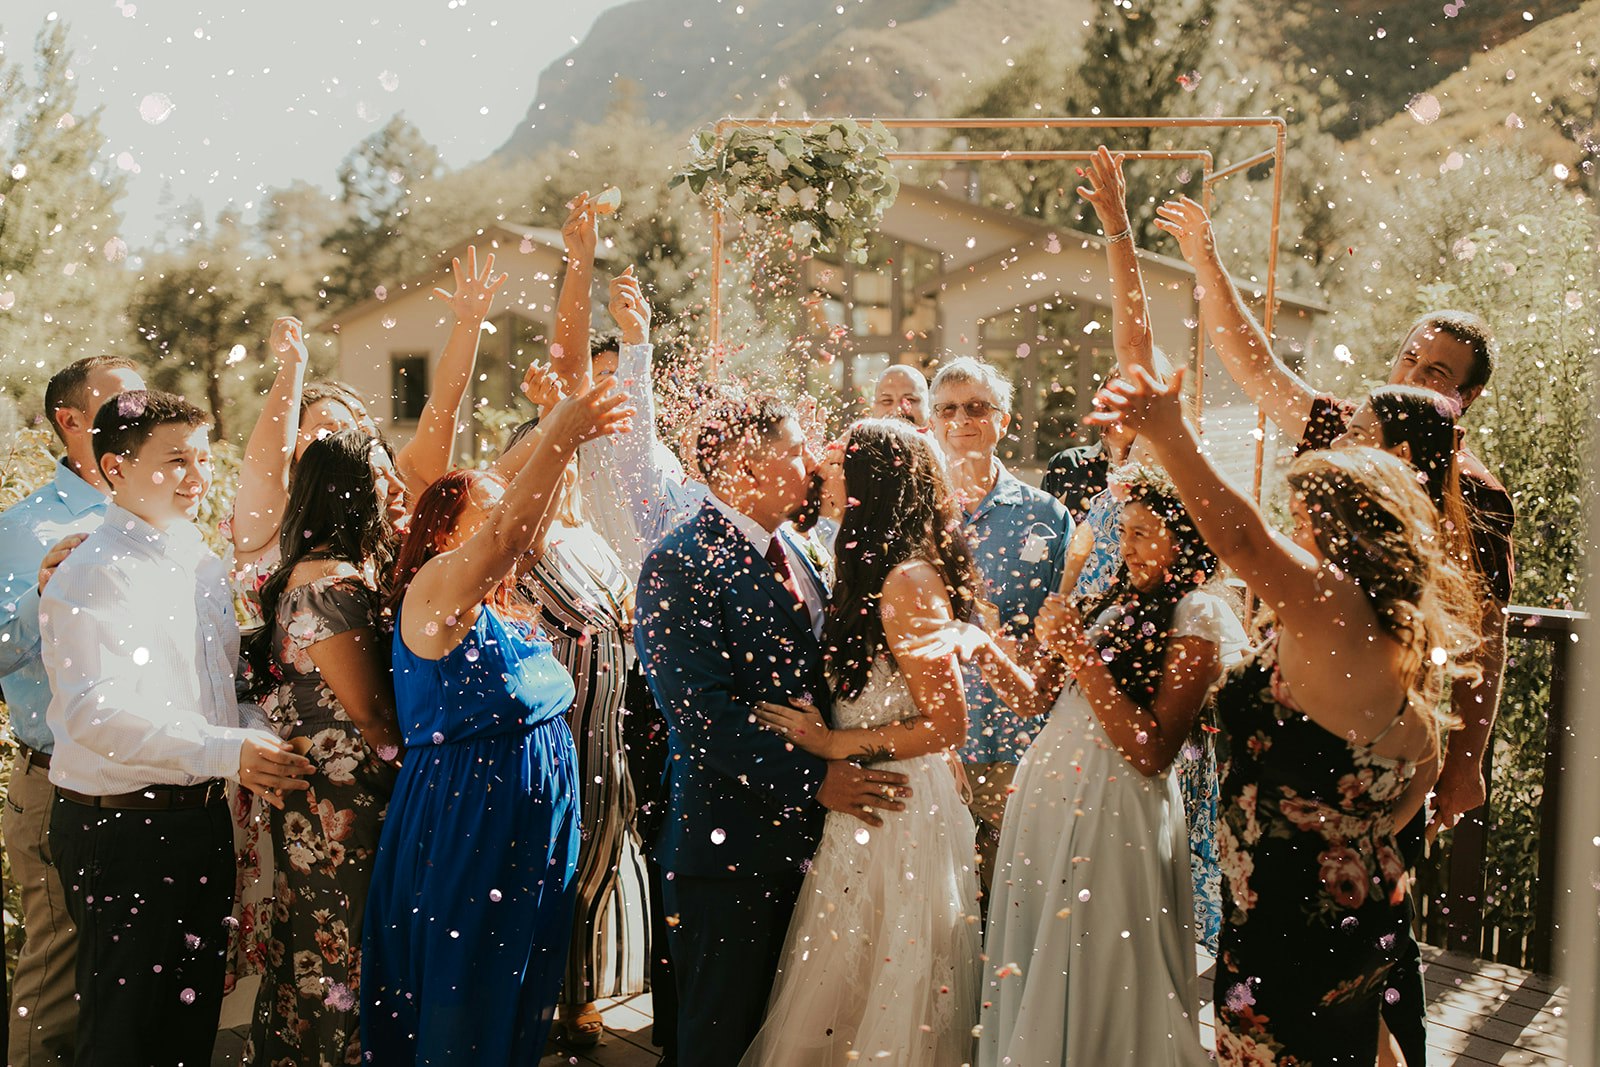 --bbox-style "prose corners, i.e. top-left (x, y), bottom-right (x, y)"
top-left (362, 604), bottom-right (580, 1065)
